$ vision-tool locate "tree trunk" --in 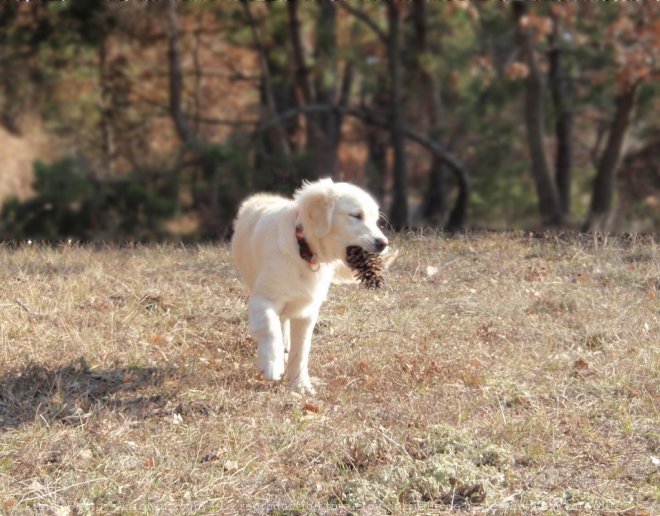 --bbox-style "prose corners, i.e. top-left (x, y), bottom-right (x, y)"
top-left (288, 0), bottom-right (343, 180)
top-left (386, 1), bottom-right (408, 230)
top-left (362, 73), bottom-right (389, 204)
top-left (287, 0), bottom-right (316, 152)
top-left (365, 105), bottom-right (388, 204)
top-left (314, 0), bottom-right (341, 179)
top-left (166, 0), bottom-right (194, 146)
top-left (445, 164), bottom-right (470, 233)
top-left (242, 0), bottom-right (295, 186)
top-left (287, 0), bottom-right (314, 107)
top-left (583, 85), bottom-right (639, 232)
top-left (165, 0), bottom-right (192, 214)
top-left (422, 161), bottom-right (449, 223)
top-left (548, 13), bottom-right (574, 217)
top-left (98, 39), bottom-right (116, 177)
top-left (514, 1), bottom-right (562, 227)
top-left (411, 0), bottom-right (450, 226)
